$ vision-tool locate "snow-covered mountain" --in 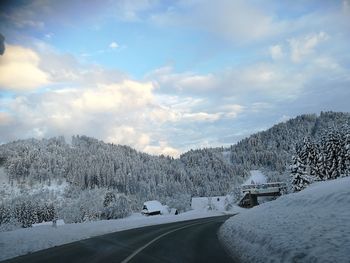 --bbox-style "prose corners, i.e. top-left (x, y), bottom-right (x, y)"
top-left (0, 111), bottom-right (349, 227)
